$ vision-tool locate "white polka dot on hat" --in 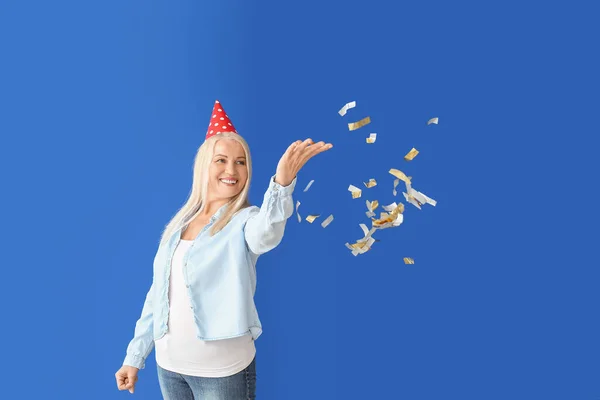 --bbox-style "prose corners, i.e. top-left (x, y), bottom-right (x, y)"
top-left (205, 100), bottom-right (238, 140)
